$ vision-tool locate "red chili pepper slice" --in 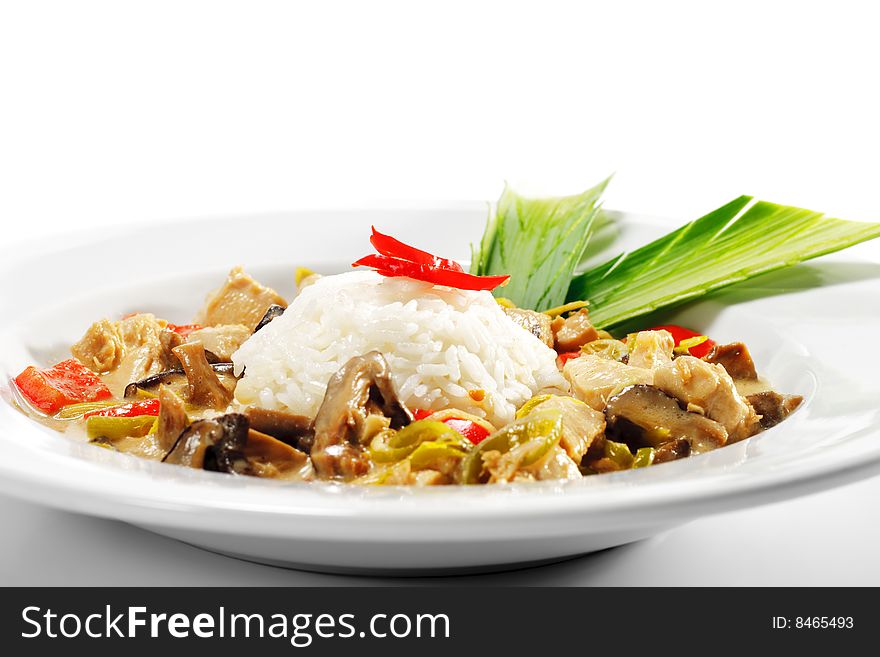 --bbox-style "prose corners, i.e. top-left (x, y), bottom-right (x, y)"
top-left (83, 398), bottom-right (161, 419)
top-left (369, 226), bottom-right (464, 272)
top-left (167, 323), bottom-right (203, 337)
top-left (441, 417), bottom-right (491, 445)
top-left (558, 351), bottom-right (582, 365)
top-left (14, 359), bottom-right (112, 414)
top-left (410, 409), bottom-right (491, 445)
top-left (648, 324), bottom-right (716, 358)
top-left (353, 254), bottom-right (509, 291)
